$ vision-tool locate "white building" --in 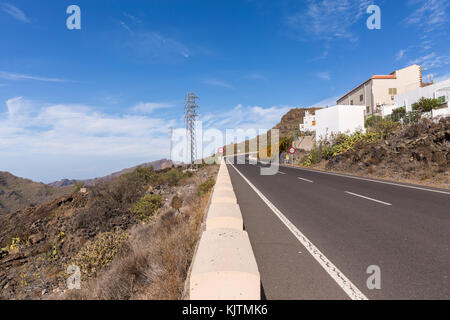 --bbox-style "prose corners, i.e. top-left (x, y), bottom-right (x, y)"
top-left (299, 111), bottom-right (316, 132)
top-left (394, 79), bottom-right (450, 112)
top-left (315, 105), bottom-right (366, 141)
